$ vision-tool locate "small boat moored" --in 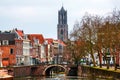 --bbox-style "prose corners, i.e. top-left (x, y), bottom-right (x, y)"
top-left (0, 69), bottom-right (13, 80)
